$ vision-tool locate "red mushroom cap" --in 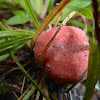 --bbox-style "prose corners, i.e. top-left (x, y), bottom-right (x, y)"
top-left (34, 26), bottom-right (89, 84)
